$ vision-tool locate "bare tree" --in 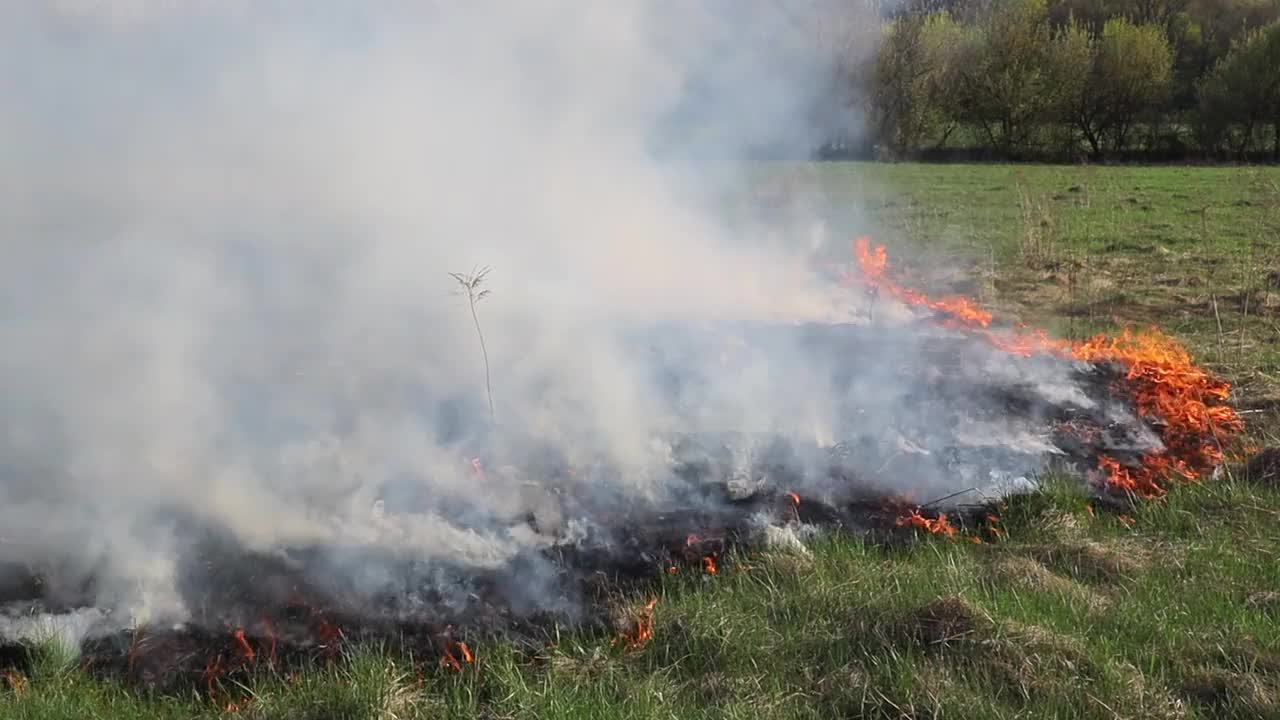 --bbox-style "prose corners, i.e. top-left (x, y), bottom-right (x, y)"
top-left (449, 266), bottom-right (494, 420)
